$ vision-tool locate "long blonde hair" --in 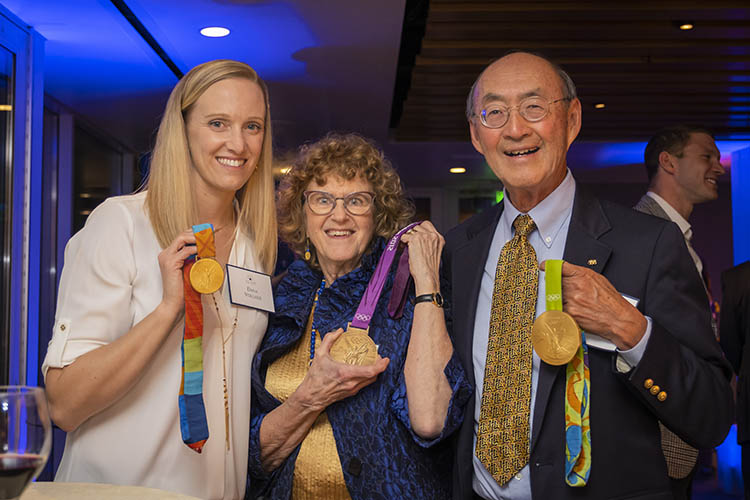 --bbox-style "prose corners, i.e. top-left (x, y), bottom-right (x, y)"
top-left (145, 59), bottom-right (276, 273)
